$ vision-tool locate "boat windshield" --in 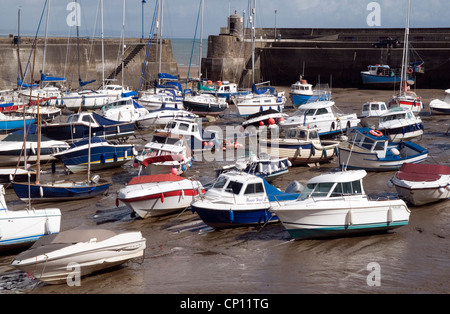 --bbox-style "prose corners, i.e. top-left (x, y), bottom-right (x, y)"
top-left (293, 108), bottom-right (315, 117)
top-left (298, 179), bottom-right (363, 200)
top-left (224, 180), bottom-right (243, 195)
